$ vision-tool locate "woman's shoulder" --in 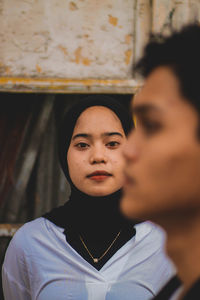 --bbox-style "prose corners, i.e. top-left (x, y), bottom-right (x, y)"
top-left (8, 217), bottom-right (63, 252)
top-left (13, 217), bottom-right (48, 237)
